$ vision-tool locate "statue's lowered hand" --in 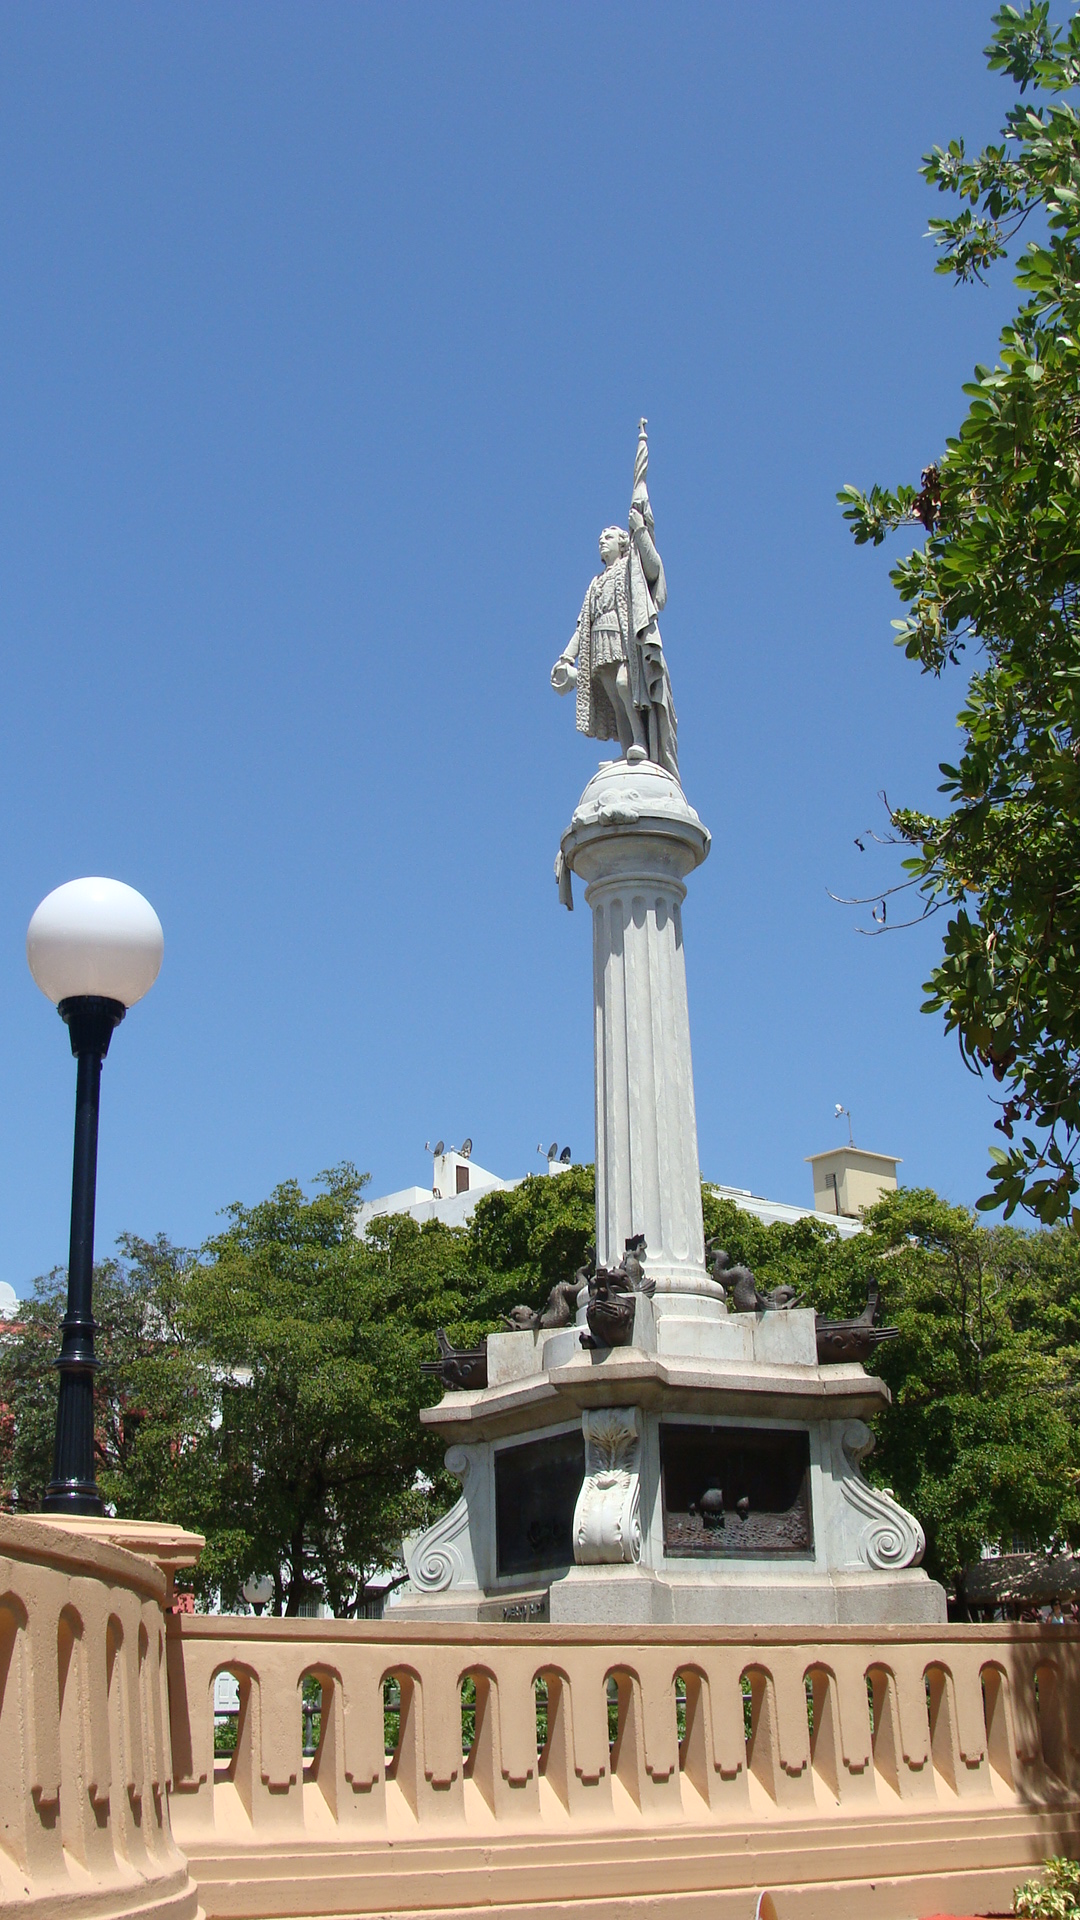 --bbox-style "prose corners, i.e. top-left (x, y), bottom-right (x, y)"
top-left (551, 657), bottom-right (578, 694)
